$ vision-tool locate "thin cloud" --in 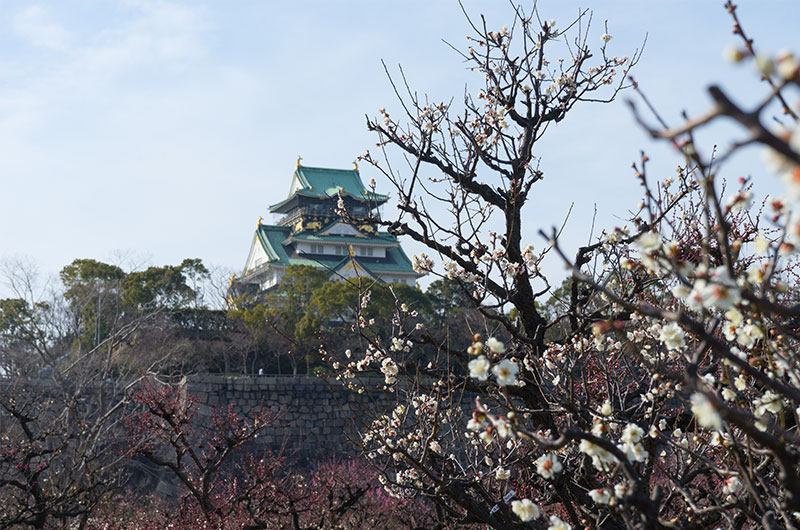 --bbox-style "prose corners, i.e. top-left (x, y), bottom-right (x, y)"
top-left (12, 5), bottom-right (73, 51)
